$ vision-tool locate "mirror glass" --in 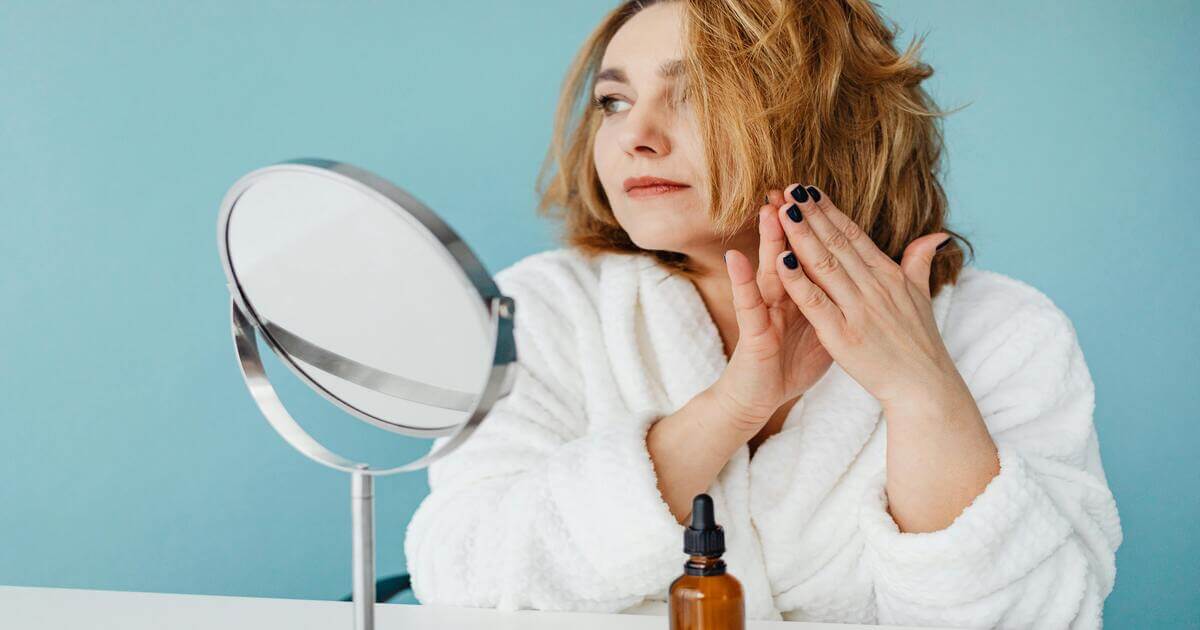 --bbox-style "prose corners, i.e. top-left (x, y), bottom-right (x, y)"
top-left (223, 166), bottom-right (496, 435)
